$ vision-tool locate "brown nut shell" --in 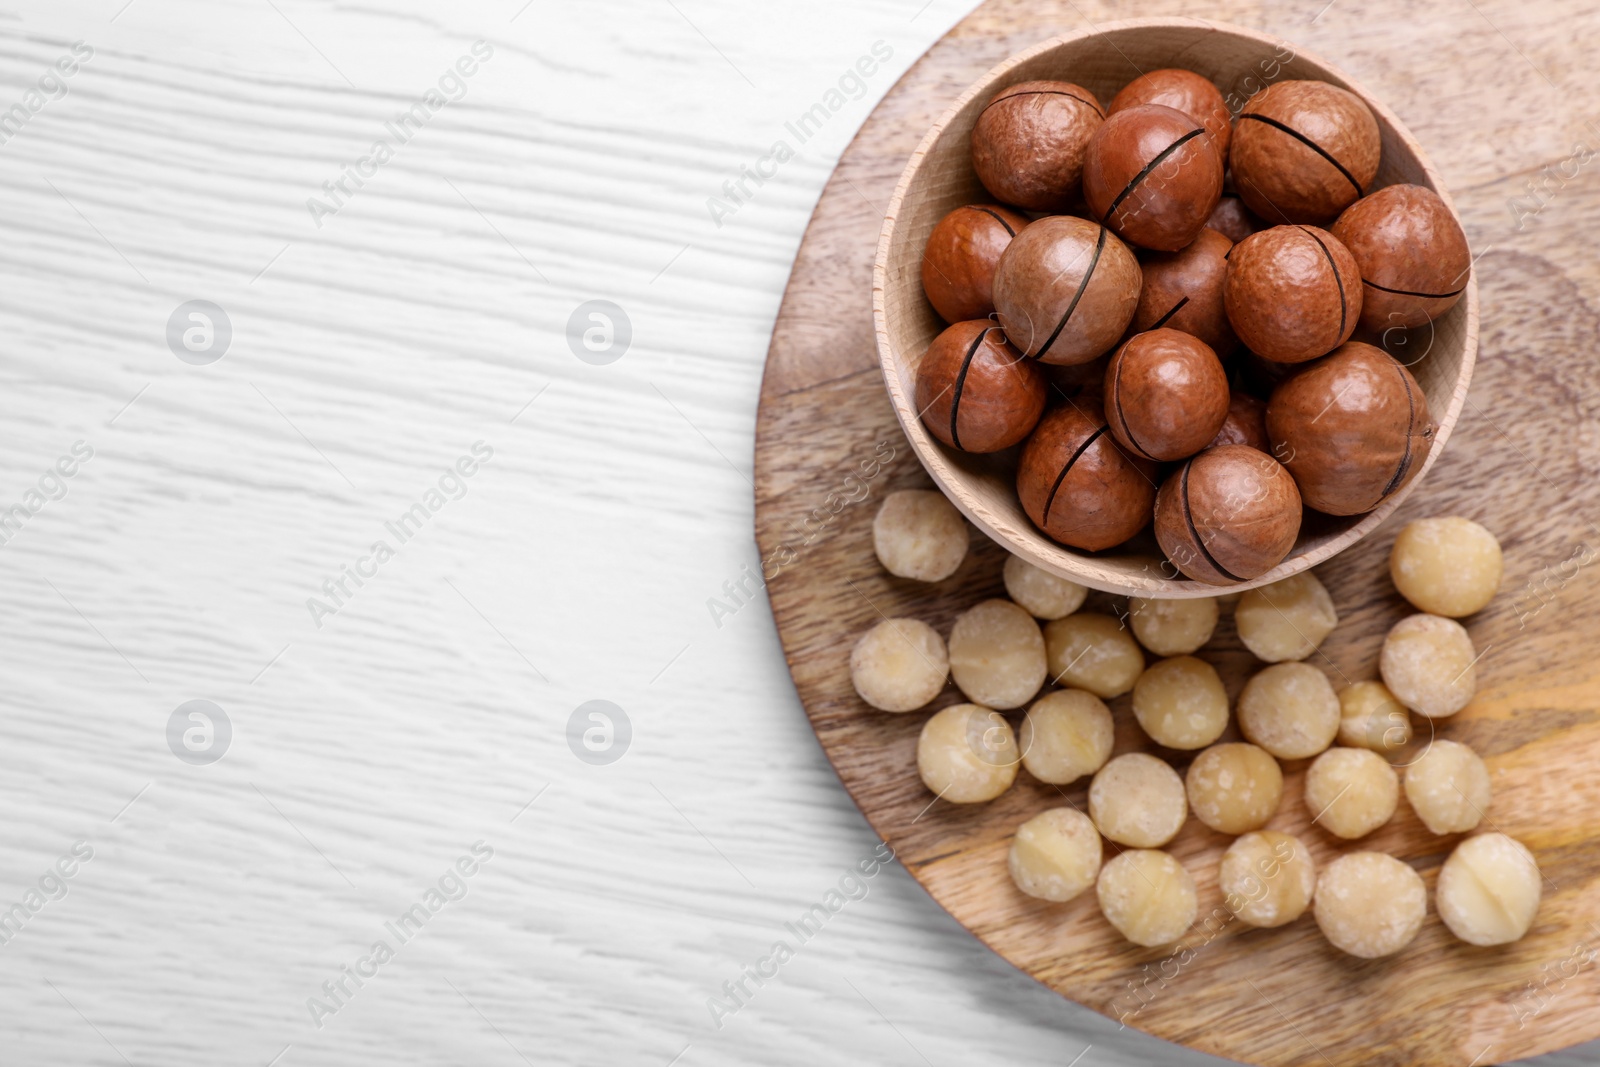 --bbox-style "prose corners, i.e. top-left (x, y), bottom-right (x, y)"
top-left (1208, 391), bottom-right (1270, 451)
top-left (1132, 227), bottom-right (1238, 354)
top-left (1109, 68), bottom-right (1232, 161)
top-left (1230, 80), bottom-right (1380, 223)
top-left (1083, 104), bottom-right (1224, 251)
top-left (972, 81), bottom-right (1105, 211)
top-left (992, 215), bottom-right (1142, 366)
top-left (1017, 400), bottom-right (1158, 551)
top-left (1224, 225), bottom-right (1361, 363)
top-left (1330, 184), bottom-right (1471, 330)
top-left (920, 204), bottom-right (1031, 324)
top-left (1206, 196), bottom-right (1262, 243)
top-left (1266, 341), bottom-right (1434, 515)
top-left (1104, 329), bottom-right (1230, 461)
top-left (915, 321), bottom-right (1047, 453)
top-left (1154, 445), bottom-right (1302, 585)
